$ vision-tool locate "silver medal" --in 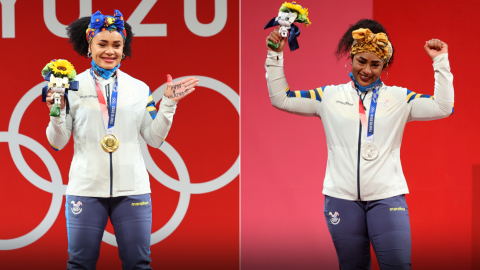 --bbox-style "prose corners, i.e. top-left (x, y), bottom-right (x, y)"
top-left (361, 143), bottom-right (379, 161)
